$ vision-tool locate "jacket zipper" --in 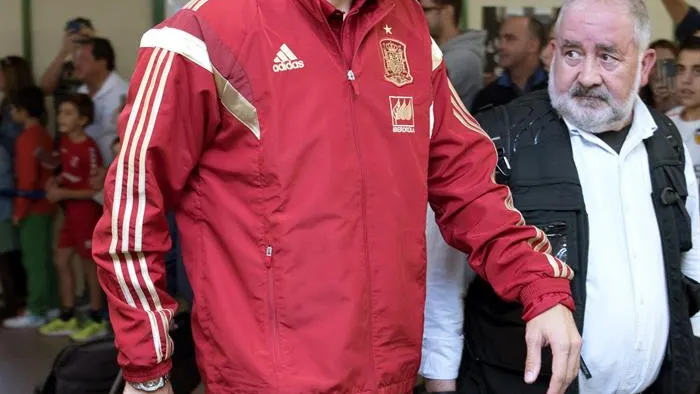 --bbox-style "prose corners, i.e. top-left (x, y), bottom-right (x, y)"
top-left (265, 245), bottom-right (281, 365)
top-left (337, 5), bottom-right (393, 388)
